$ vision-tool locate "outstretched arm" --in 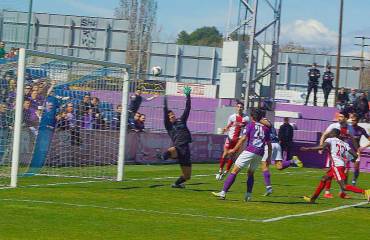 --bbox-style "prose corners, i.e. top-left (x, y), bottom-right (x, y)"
top-left (181, 86), bottom-right (191, 122)
top-left (300, 142), bottom-right (329, 152)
